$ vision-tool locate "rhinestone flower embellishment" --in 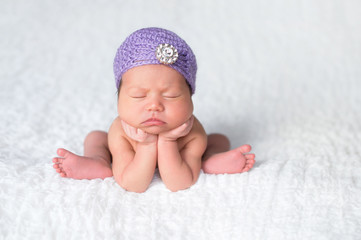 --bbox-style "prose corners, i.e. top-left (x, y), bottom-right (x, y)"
top-left (156, 44), bottom-right (178, 64)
